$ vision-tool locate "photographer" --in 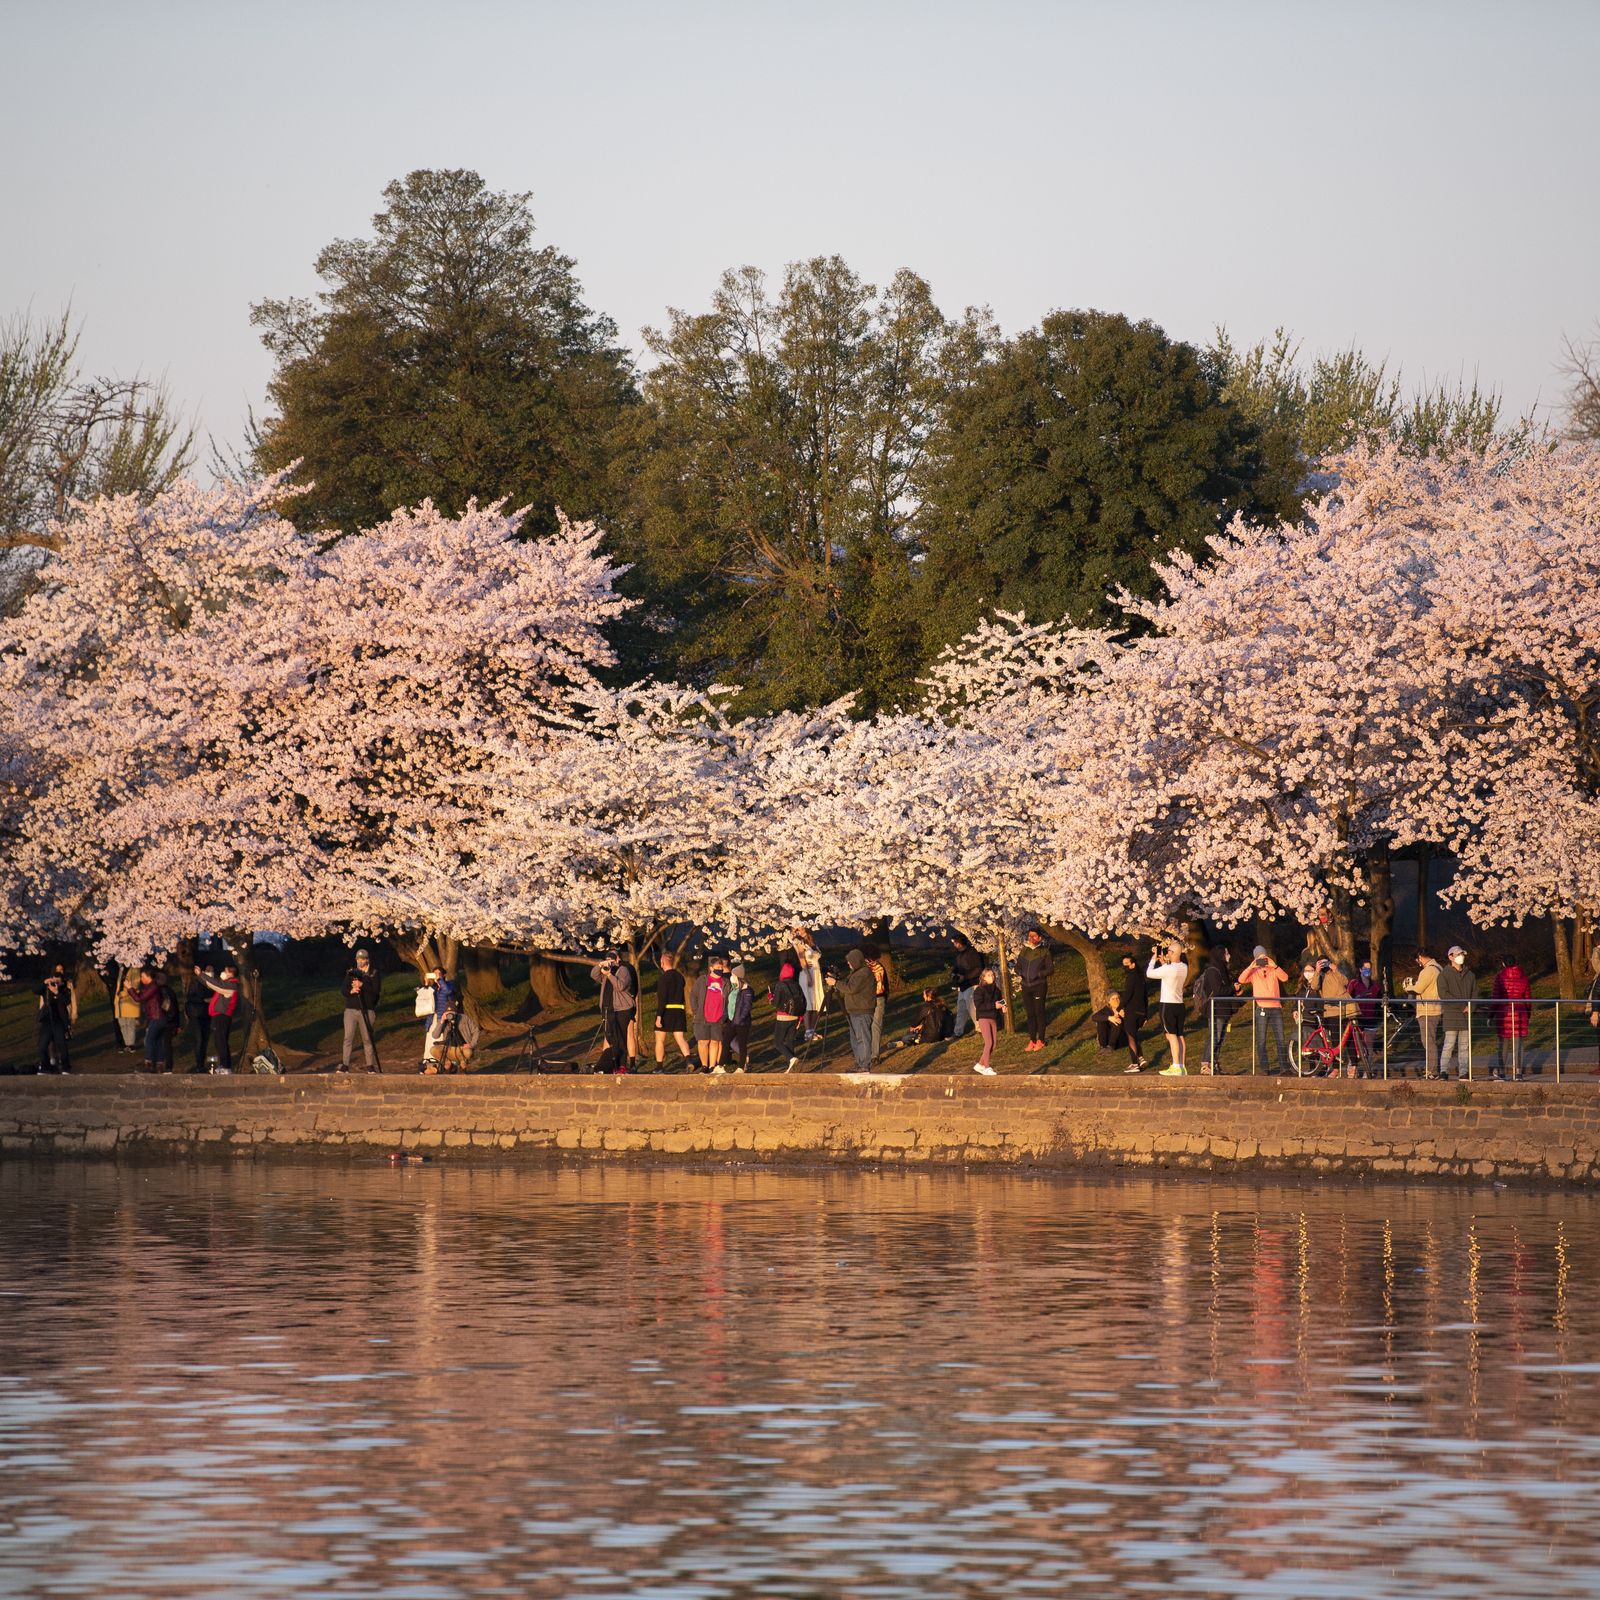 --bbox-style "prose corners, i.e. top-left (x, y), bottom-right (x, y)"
top-left (1235, 946), bottom-right (1290, 1076)
top-left (828, 949), bottom-right (878, 1071)
top-left (36, 969), bottom-right (74, 1074)
top-left (422, 997), bottom-right (479, 1074)
top-left (949, 935), bottom-right (983, 1038)
top-left (591, 948), bottom-right (637, 1074)
top-left (339, 949), bottom-right (382, 1073)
